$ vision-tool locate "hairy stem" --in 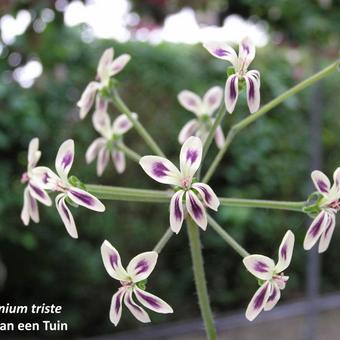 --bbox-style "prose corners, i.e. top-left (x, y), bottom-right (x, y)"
top-left (111, 88), bottom-right (165, 157)
top-left (186, 217), bottom-right (217, 340)
top-left (153, 227), bottom-right (173, 254)
top-left (203, 61), bottom-right (339, 183)
top-left (207, 215), bottom-right (249, 258)
top-left (116, 143), bottom-right (141, 162)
